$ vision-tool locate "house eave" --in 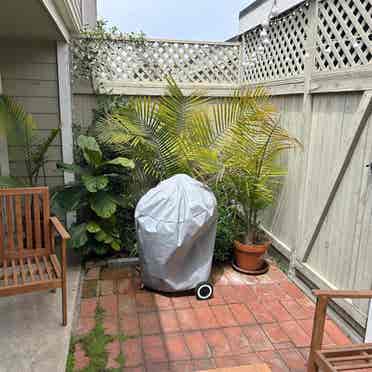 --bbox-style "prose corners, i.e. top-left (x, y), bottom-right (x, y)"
top-left (40, 0), bottom-right (82, 42)
top-left (59, 0), bottom-right (83, 33)
top-left (239, 0), bottom-right (266, 19)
